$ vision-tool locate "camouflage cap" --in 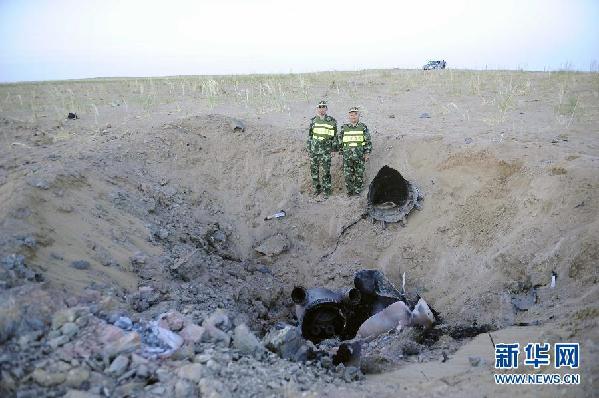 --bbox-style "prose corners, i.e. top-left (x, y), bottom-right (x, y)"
top-left (317, 100), bottom-right (328, 107)
top-left (348, 106), bottom-right (359, 113)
